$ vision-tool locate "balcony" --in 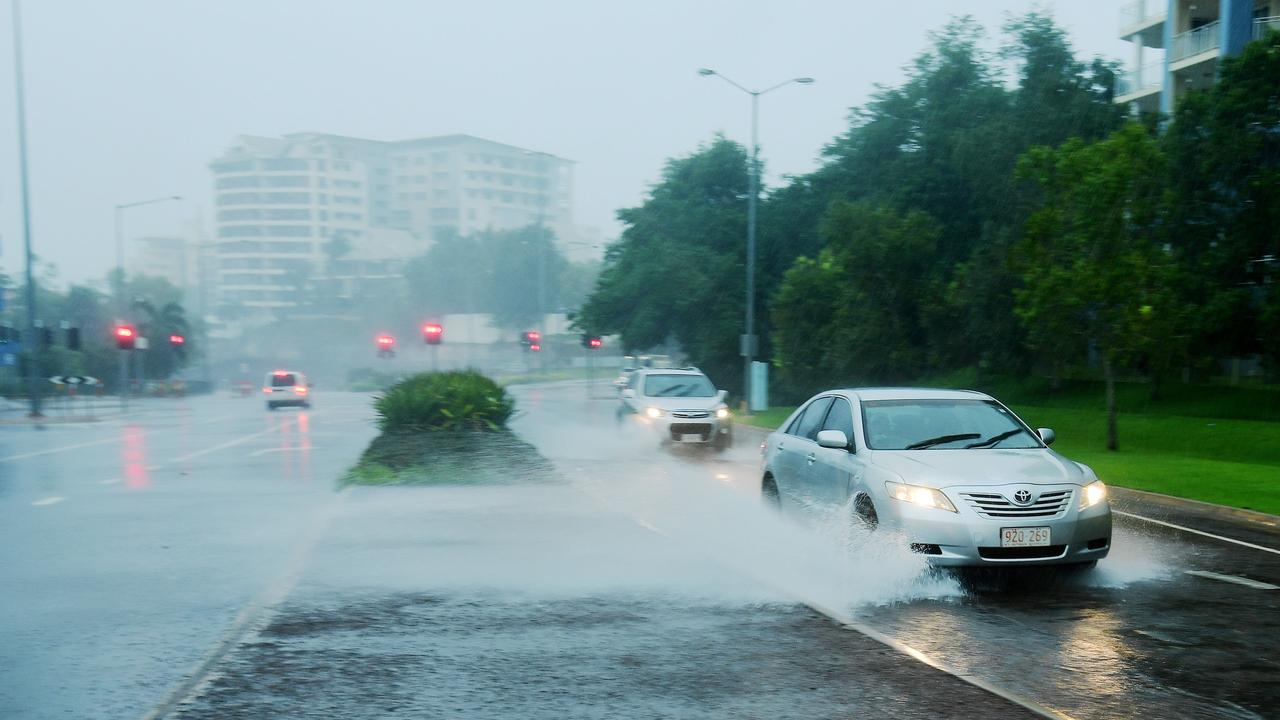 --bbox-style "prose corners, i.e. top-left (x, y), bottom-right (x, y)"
top-left (1119, 0), bottom-right (1167, 45)
top-left (1116, 63), bottom-right (1163, 98)
top-left (1256, 17), bottom-right (1280, 40)
top-left (1171, 20), bottom-right (1221, 64)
